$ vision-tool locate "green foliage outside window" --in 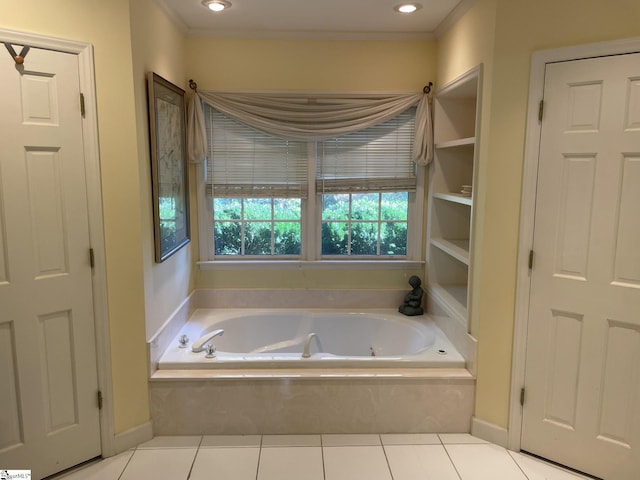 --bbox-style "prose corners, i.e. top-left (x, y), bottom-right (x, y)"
top-left (214, 198), bottom-right (302, 256)
top-left (321, 192), bottom-right (408, 256)
top-left (213, 192), bottom-right (408, 257)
